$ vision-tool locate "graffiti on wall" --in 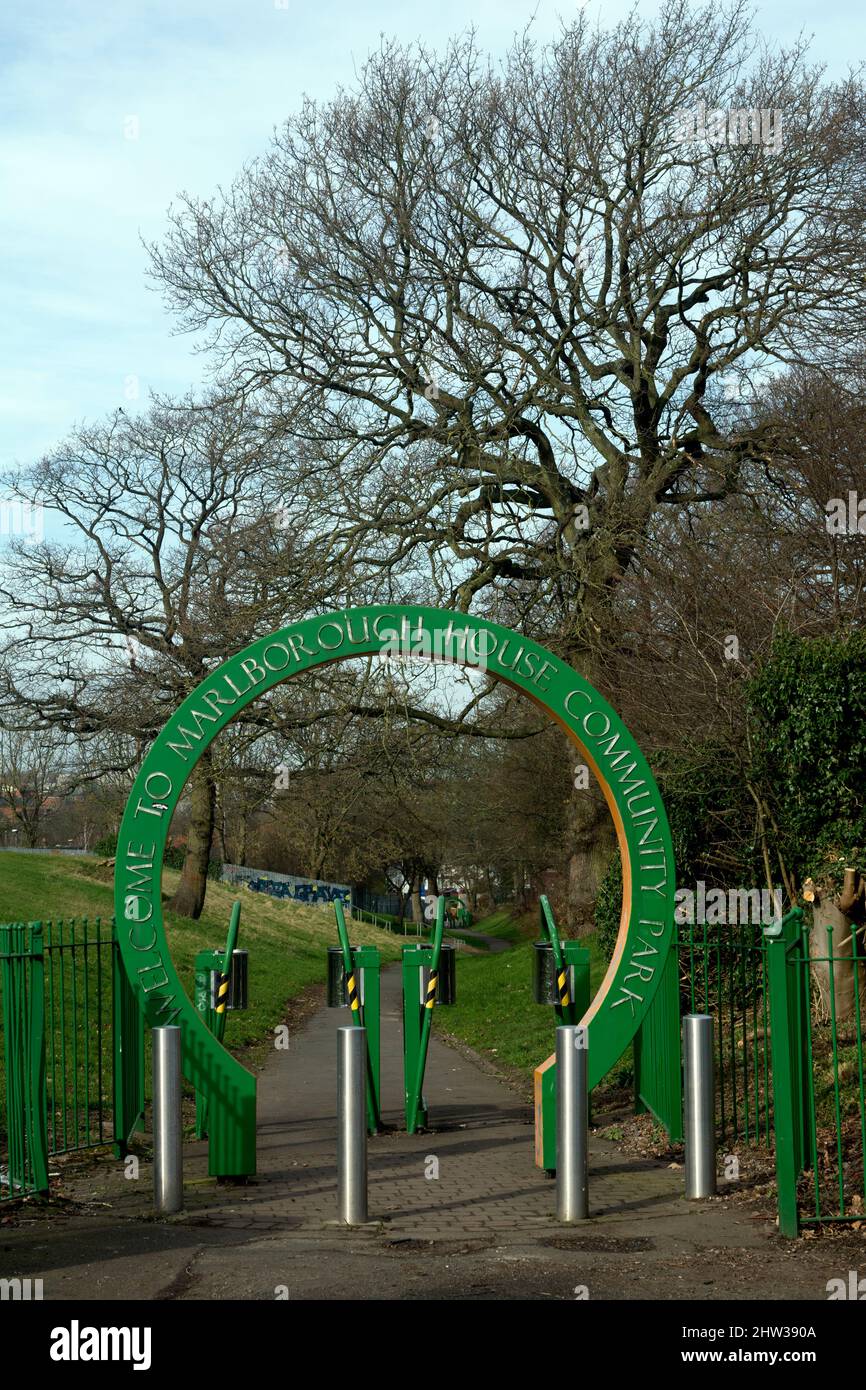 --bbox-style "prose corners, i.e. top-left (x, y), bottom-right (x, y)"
top-left (221, 863), bottom-right (351, 908)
